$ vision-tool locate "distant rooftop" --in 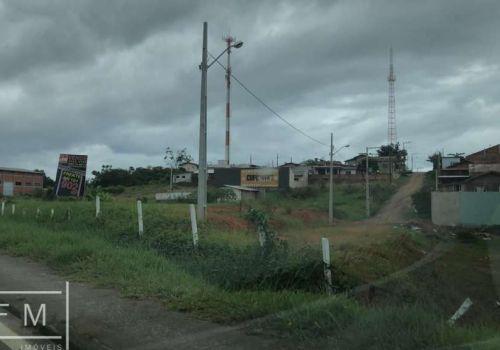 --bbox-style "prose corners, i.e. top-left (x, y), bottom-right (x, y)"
top-left (0, 167), bottom-right (43, 174)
